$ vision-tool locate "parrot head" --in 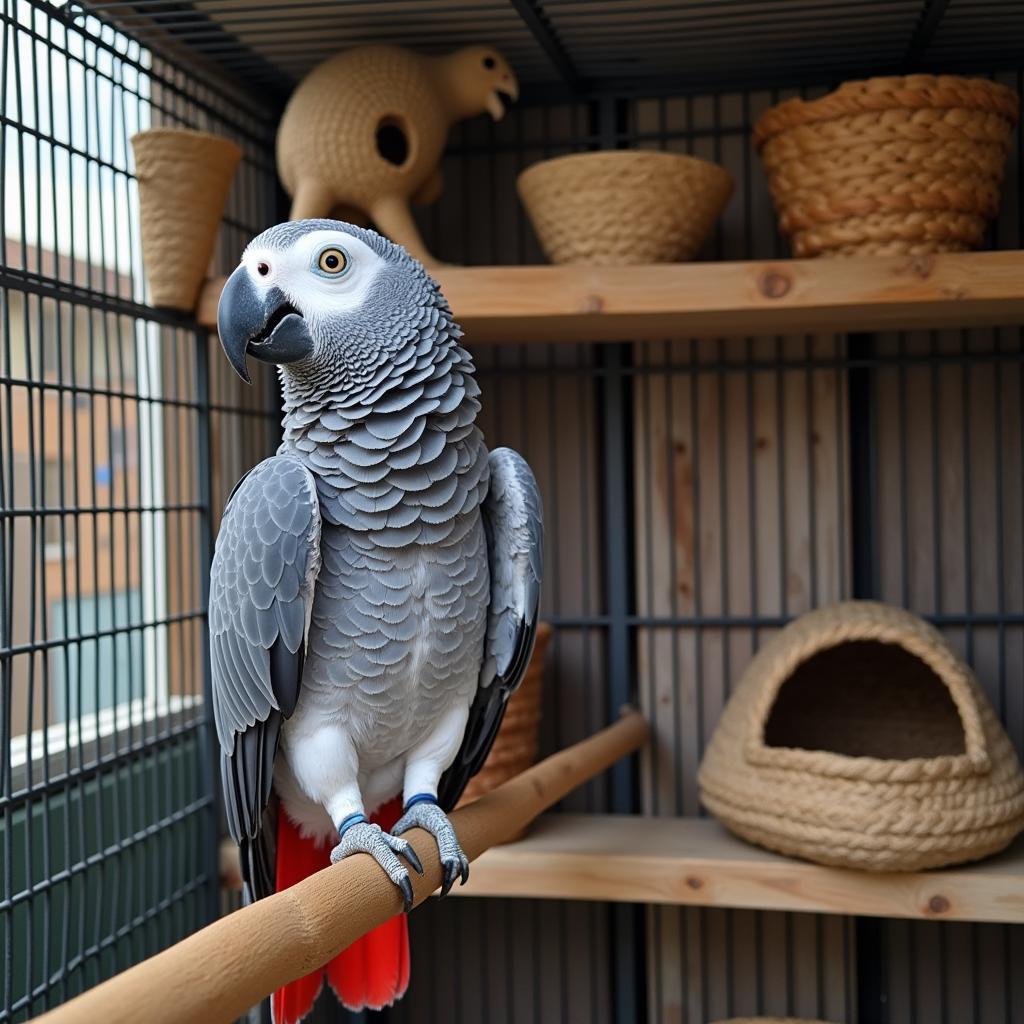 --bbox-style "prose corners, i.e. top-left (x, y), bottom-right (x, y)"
top-left (442, 46), bottom-right (519, 122)
top-left (217, 220), bottom-right (438, 385)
